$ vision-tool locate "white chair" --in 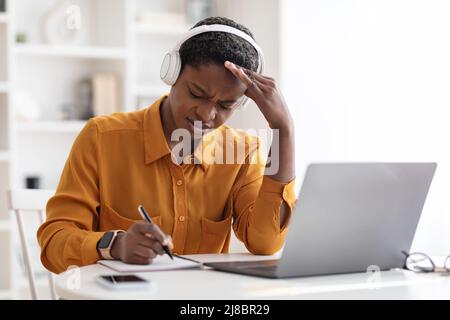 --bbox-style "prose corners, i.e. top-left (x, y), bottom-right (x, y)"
top-left (7, 189), bottom-right (57, 300)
